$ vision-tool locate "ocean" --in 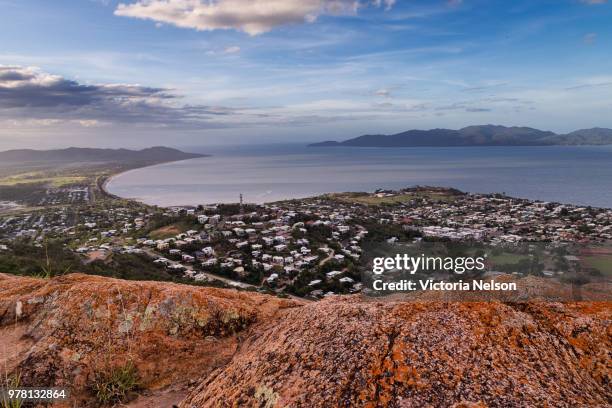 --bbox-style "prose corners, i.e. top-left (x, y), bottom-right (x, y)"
top-left (107, 144), bottom-right (612, 208)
